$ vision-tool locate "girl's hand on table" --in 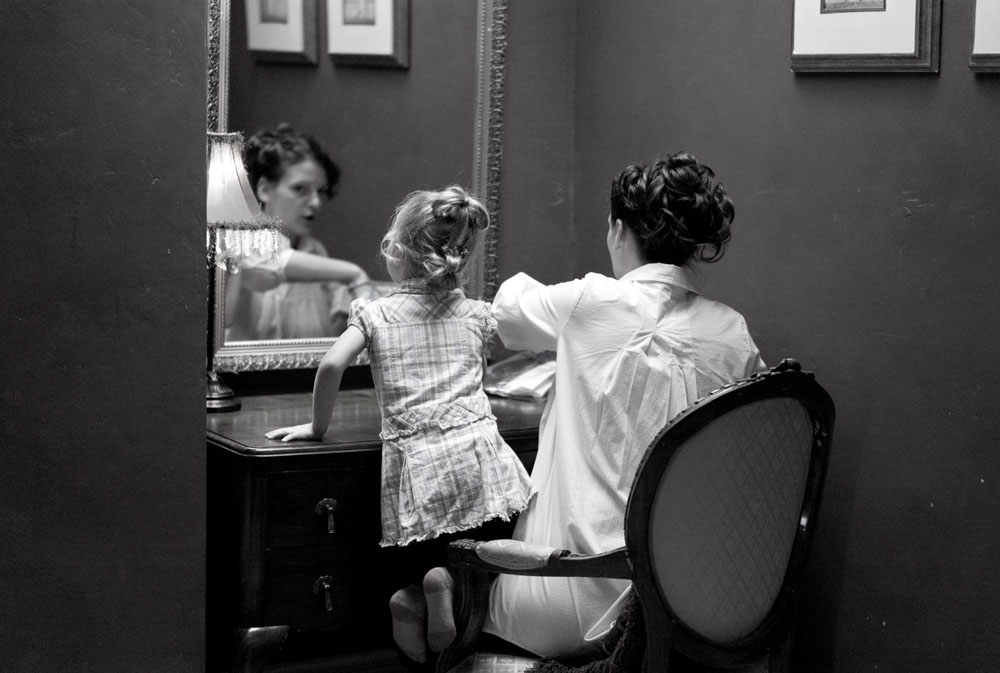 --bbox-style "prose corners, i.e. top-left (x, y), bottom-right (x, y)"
top-left (266, 423), bottom-right (322, 442)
